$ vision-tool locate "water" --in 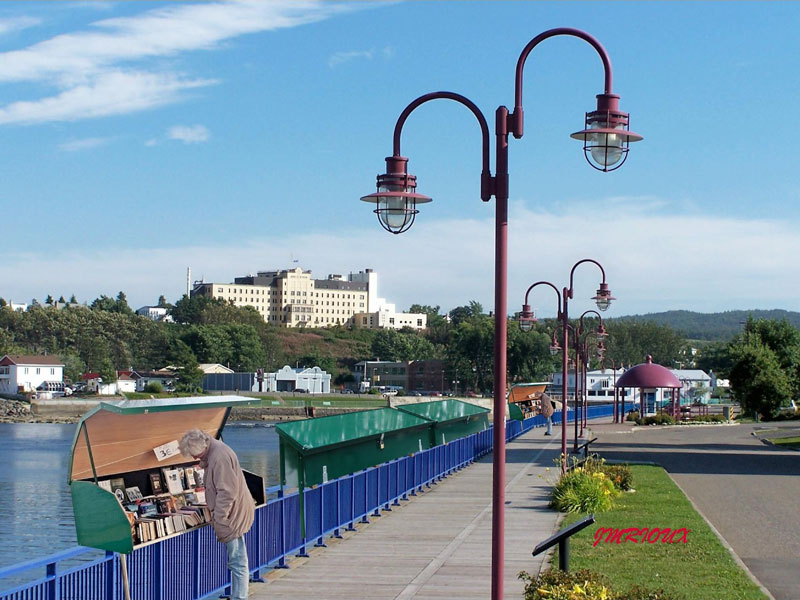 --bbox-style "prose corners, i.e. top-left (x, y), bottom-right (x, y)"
top-left (0, 422), bottom-right (281, 573)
